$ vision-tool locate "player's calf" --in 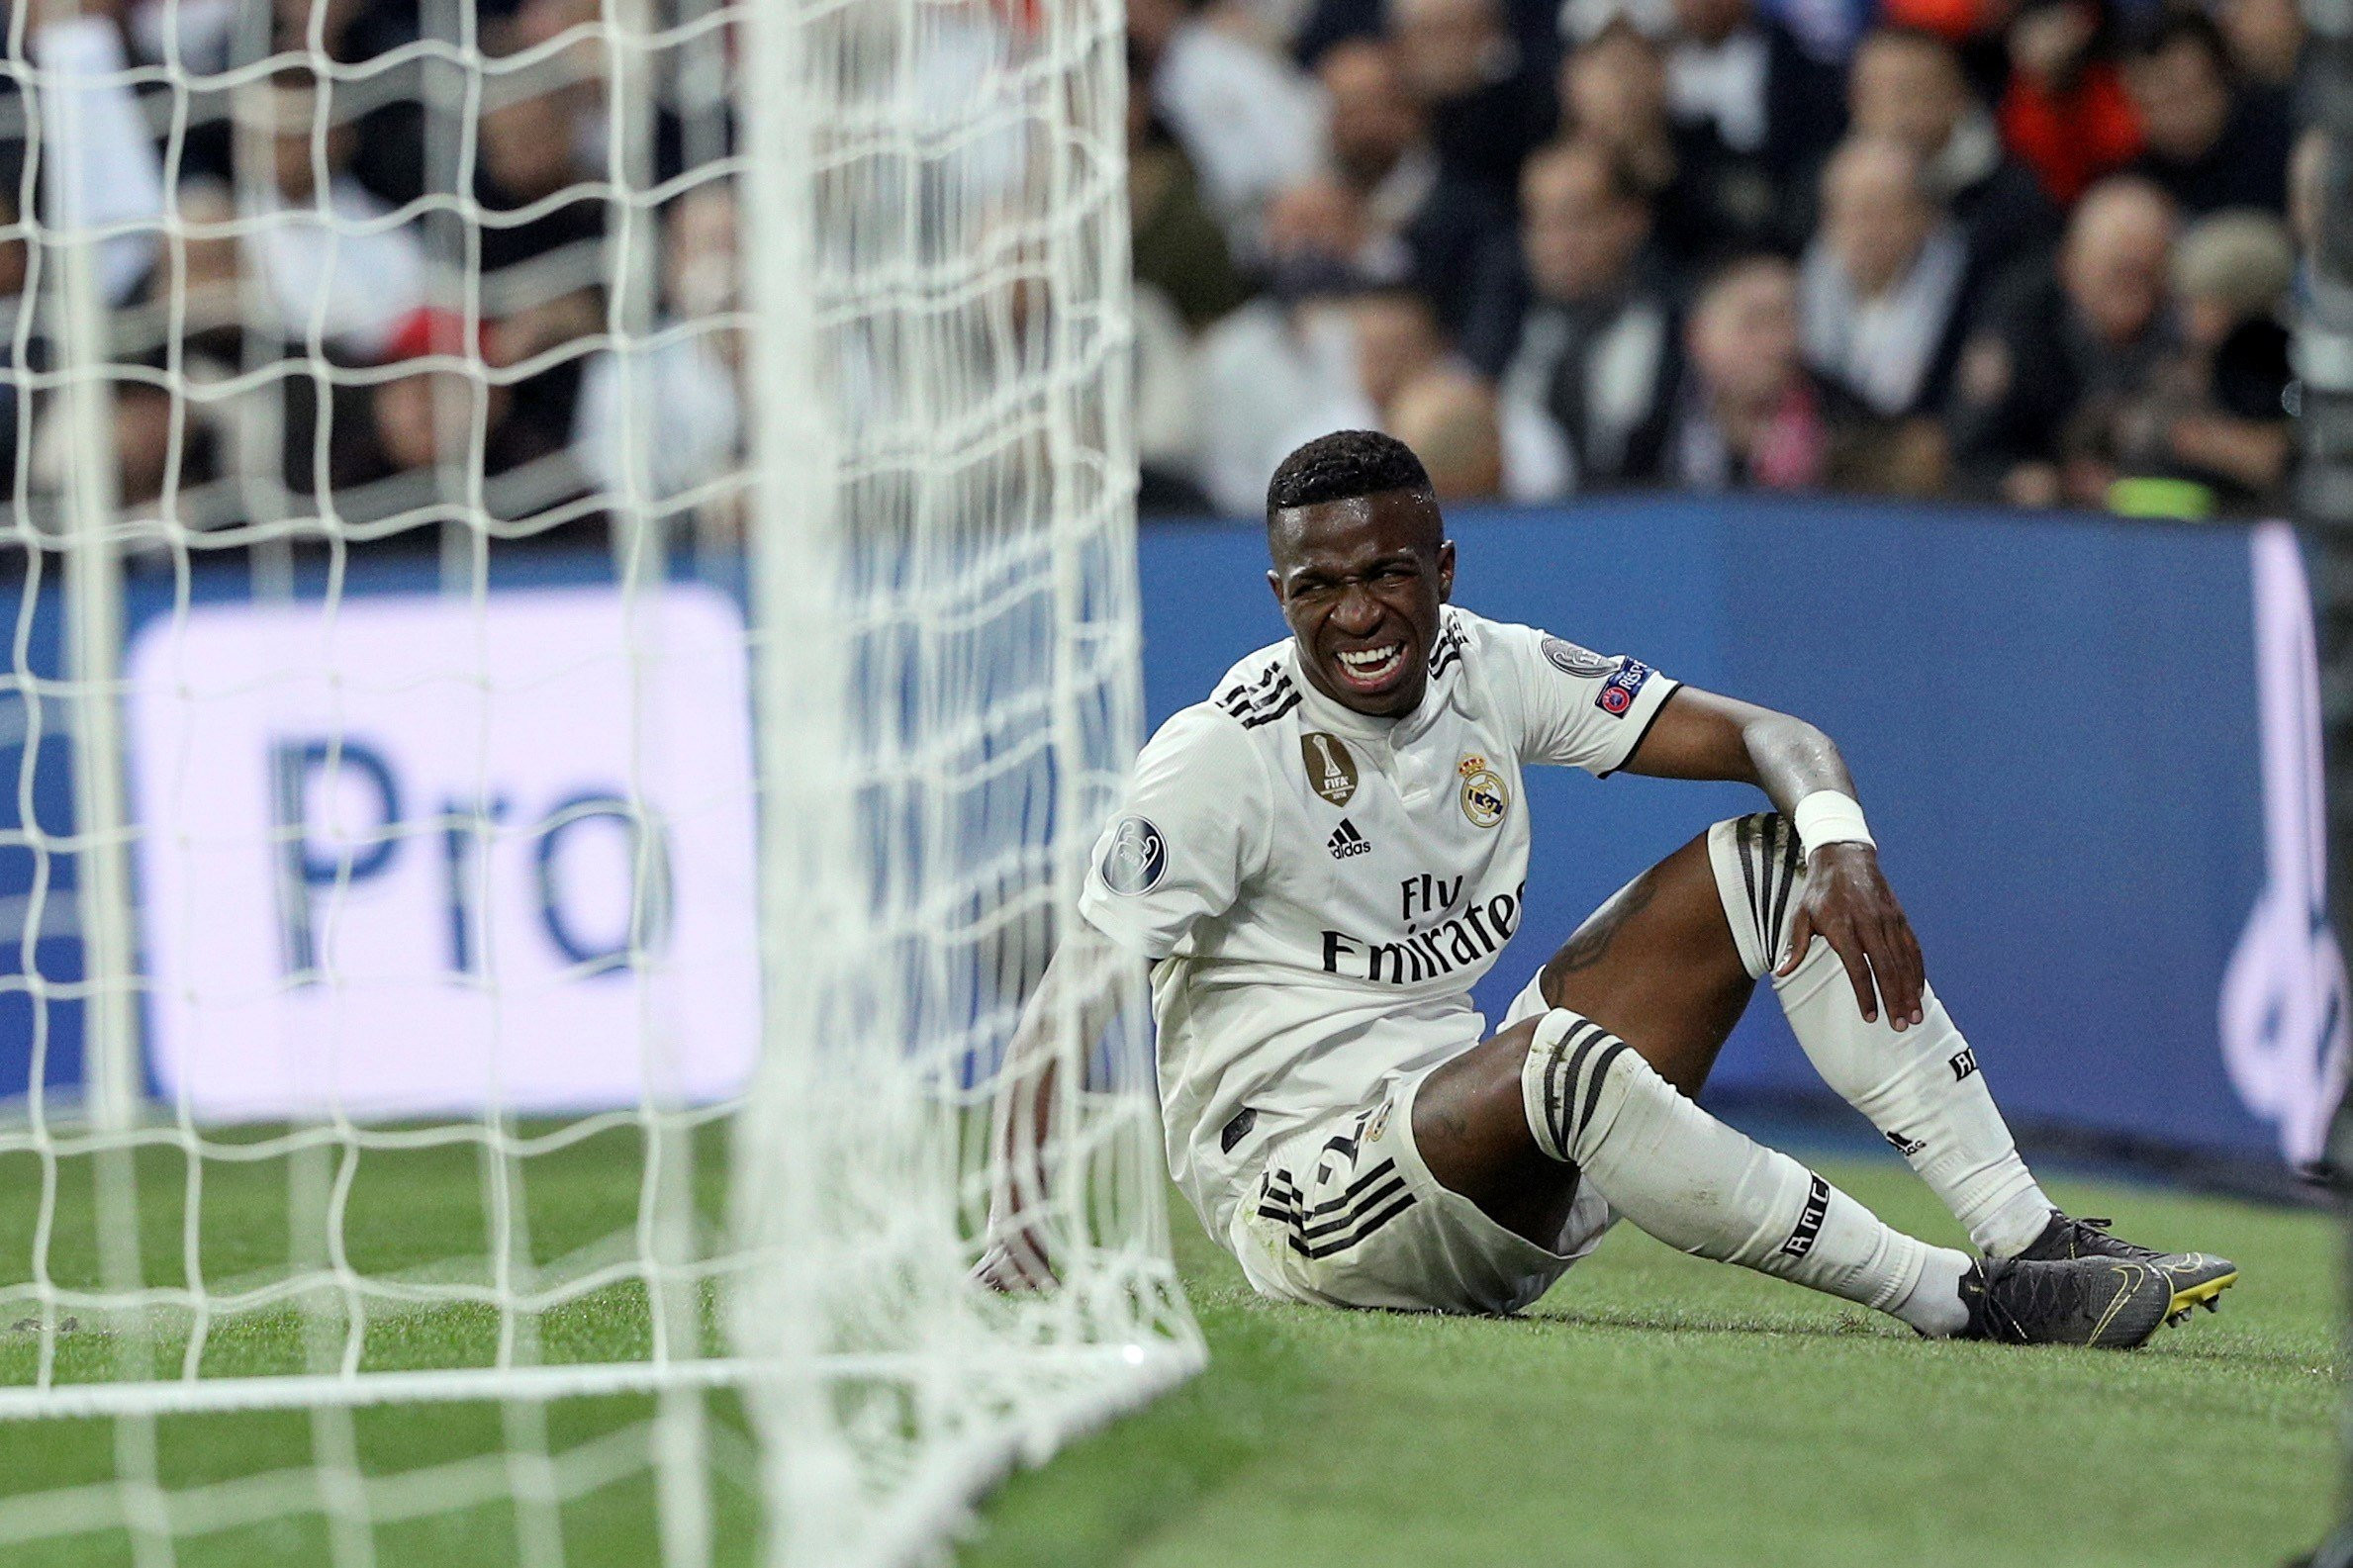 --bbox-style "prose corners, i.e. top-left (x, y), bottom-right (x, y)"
top-left (1517, 1007), bottom-right (1974, 1335)
top-left (1515, 1008), bottom-right (2197, 1346)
